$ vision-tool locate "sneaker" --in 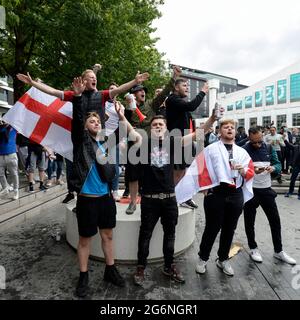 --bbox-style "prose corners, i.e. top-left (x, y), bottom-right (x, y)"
top-left (277, 177), bottom-right (283, 184)
top-left (103, 265), bottom-right (125, 287)
top-left (28, 184), bottom-right (34, 193)
top-left (8, 184), bottom-right (14, 192)
top-left (284, 192), bottom-right (292, 197)
top-left (162, 264), bottom-right (185, 283)
top-left (112, 190), bottom-right (121, 202)
top-left (249, 248), bottom-right (263, 263)
top-left (274, 251), bottom-right (297, 265)
top-left (56, 179), bottom-right (64, 185)
top-left (12, 189), bottom-right (19, 200)
top-left (216, 259), bottom-right (234, 276)
top-left (39, 184), bottom-right (48, 191)
top-left (126, 202), bottom-right (136, 215)
top-left (122, 189), bottom-right (129, 198)
top-left (0, 186), bottom-right (9, 198)
top-left (75, 271), bottom-right (89, 298)
top-left (62, 192), bottom-right (75, 204)
top-left (195, 258), bottom-right (207, 274)
top-left (133, 265), bottom-right (145, 286)
top-left (180, 199), bottom-right (198, 209)
top-left (45, 181), bottom-right (52, 187)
